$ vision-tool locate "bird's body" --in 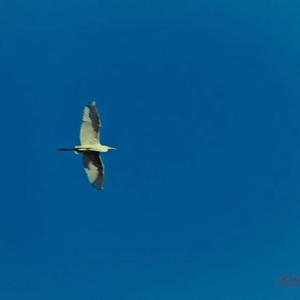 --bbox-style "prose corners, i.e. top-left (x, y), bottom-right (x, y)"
top-left (58, 101), bottom-right (116, 190)
top-left (74, 144), bottom-right (116, 153)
